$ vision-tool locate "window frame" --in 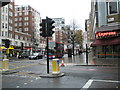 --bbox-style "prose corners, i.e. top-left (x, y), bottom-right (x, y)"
top-left (108, 1), bottom-right (119, 15)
